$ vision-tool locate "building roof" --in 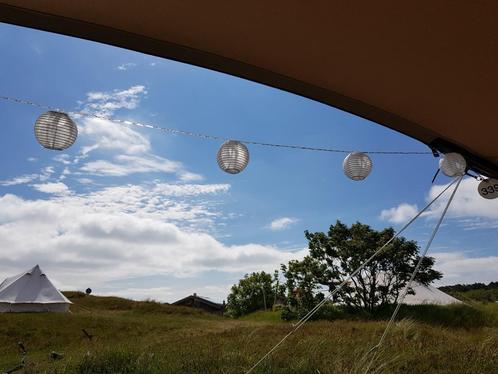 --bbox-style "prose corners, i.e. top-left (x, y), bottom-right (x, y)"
top-left (1, 1), bottom-right (497, 177)
top-left (173, 294), bottom-right (223, 310)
